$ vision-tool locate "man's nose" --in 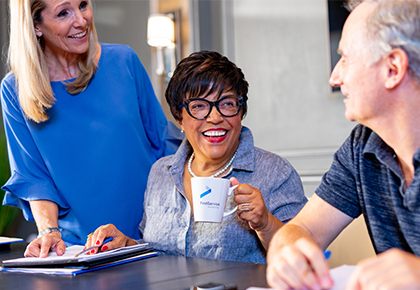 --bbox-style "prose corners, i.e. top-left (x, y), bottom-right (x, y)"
top-left (329, 59), bottom-right (343, 87)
